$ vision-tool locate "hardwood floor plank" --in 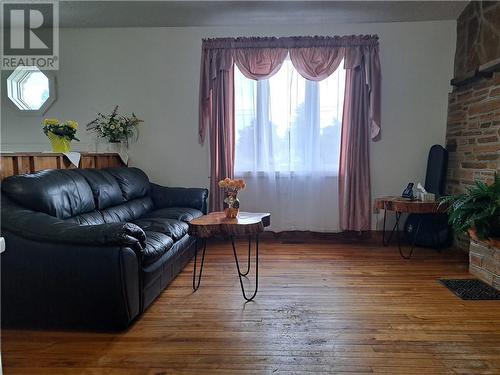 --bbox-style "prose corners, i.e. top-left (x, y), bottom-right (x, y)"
top-left (3, 239), bottom-right (500, 374)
